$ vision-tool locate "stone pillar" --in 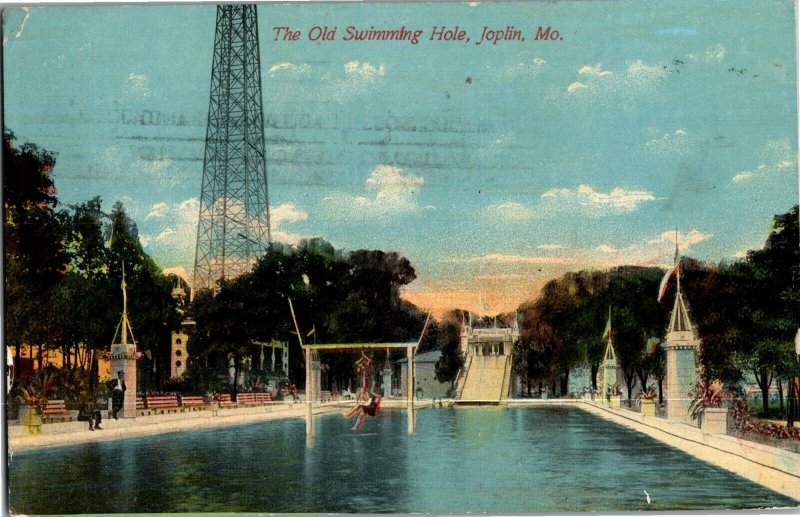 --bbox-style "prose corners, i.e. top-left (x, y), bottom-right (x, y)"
top-left (110, 343), bottom-right (137, 418)
top-left (666, 341), bottom-right (698, 423)
top-left (601, 360), bottom-right (617, 405)
top-left (311, 351), bottom-right (321, 399)
top-left (382, 366), bottom-right (392, 396)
